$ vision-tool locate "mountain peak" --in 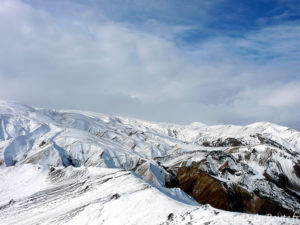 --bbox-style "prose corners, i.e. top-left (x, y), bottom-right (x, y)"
top-left (1, 101), bottom-right (300, 224)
